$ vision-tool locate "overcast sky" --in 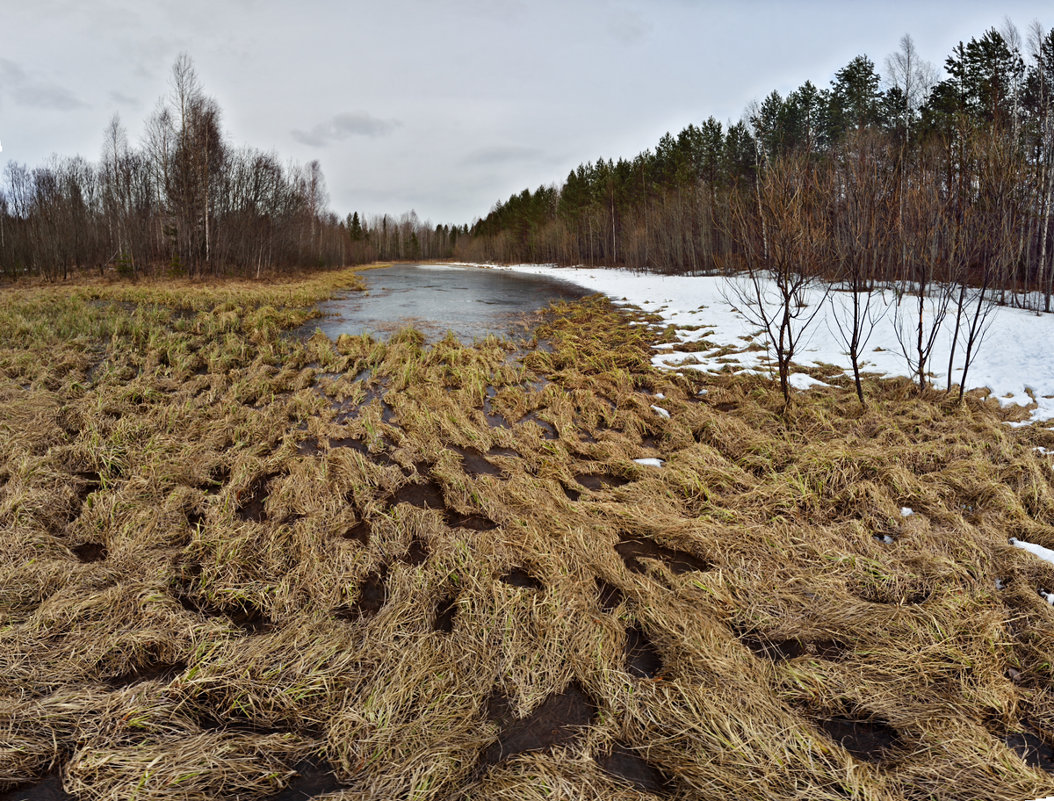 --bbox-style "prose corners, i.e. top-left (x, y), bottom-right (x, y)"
top-left (2, 0), bottom-right (1052, 224)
